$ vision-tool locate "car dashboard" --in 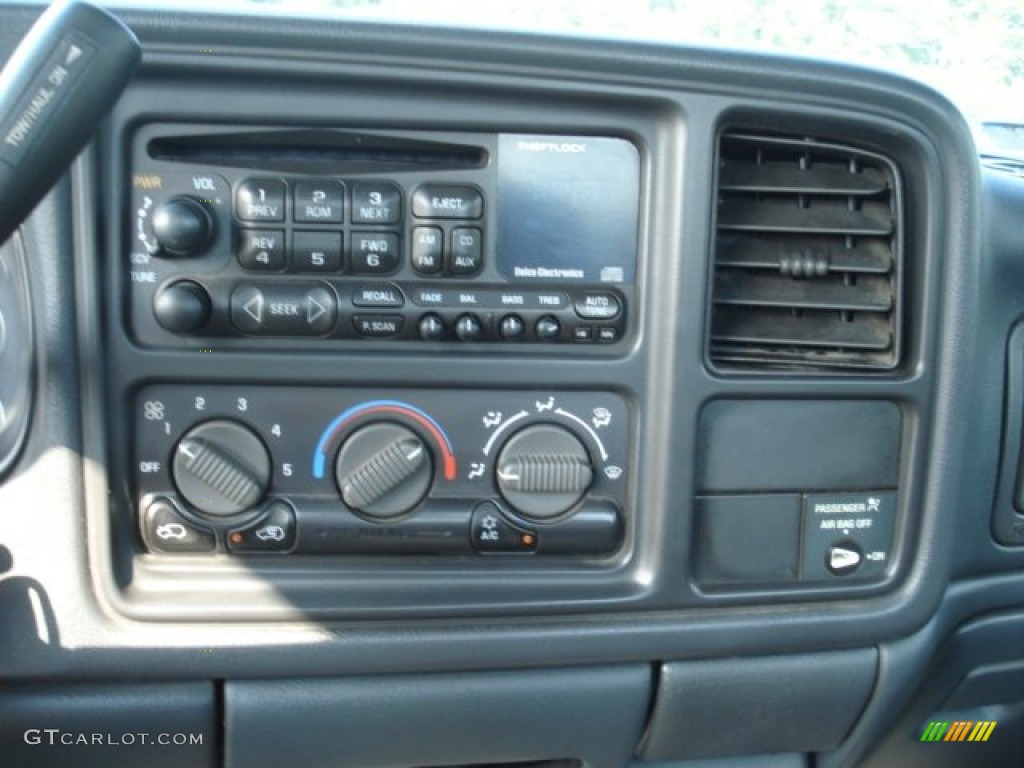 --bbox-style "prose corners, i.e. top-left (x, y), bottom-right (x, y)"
top-left (1, 3), bottom-right (1023, 767)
